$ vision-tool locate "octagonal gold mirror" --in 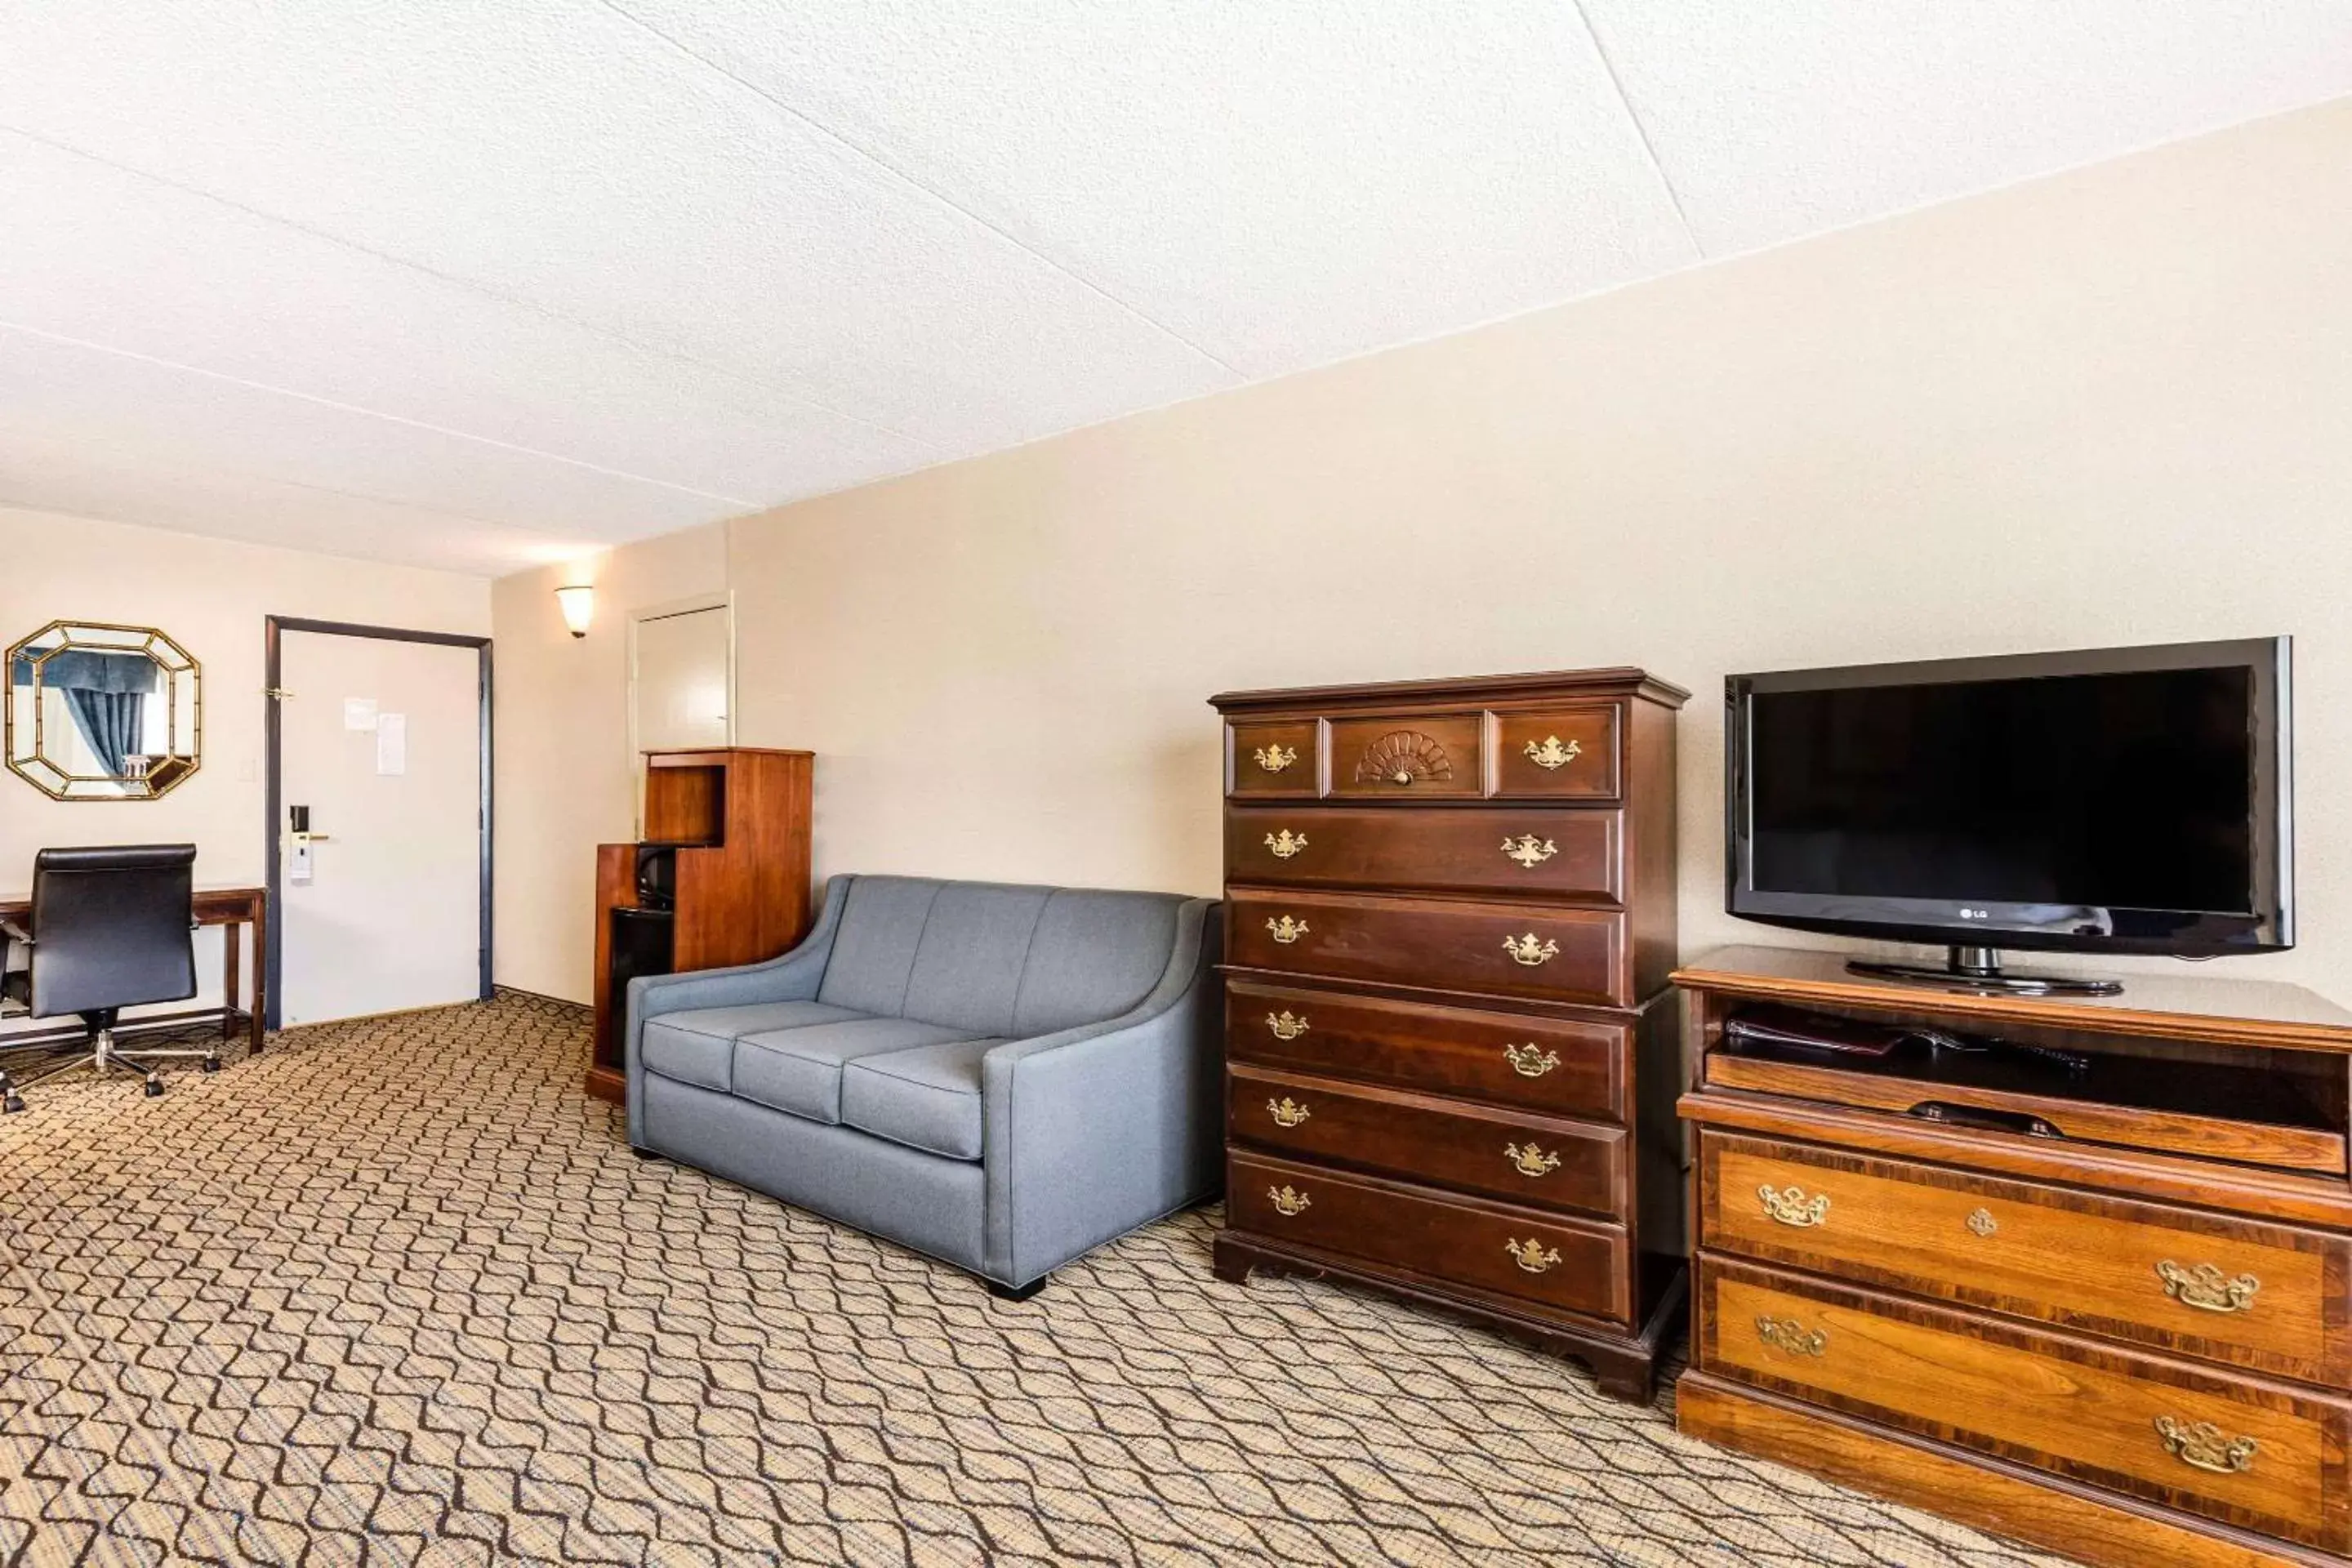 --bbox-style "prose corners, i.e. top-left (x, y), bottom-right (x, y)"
top-left (5, 621), bottom-right (202, 800)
